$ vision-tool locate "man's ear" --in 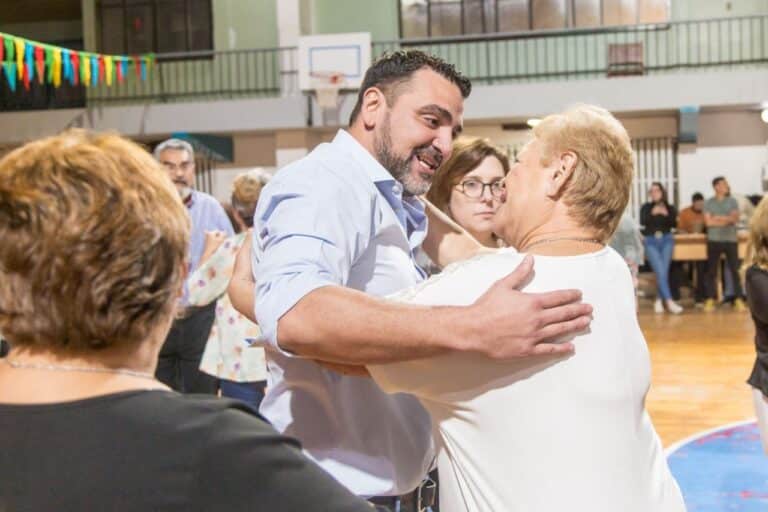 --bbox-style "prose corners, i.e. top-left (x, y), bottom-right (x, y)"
top-left (545, 151), bottom-right (578, 199)
top-left (360, 87), bottom-right (387, 130)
